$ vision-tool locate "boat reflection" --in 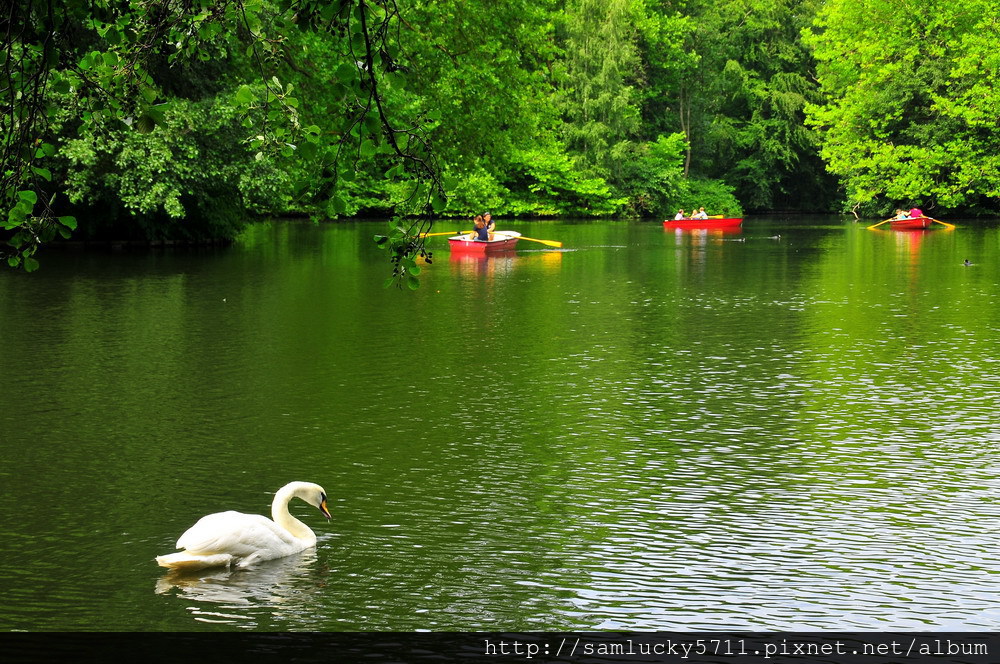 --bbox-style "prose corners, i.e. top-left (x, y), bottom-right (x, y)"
top-left (154, 548), bottom-right (323, 625)
top-left (448, 248), bottom-right (563, 278)
top-left (449, 252), bottom-right (517, 279)
top-left (868, 227), bottom-right (930, 259)
top-left (667, 227), bottom-right (743, 248)
top-left (665, 227), bottom-right (743, 237)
